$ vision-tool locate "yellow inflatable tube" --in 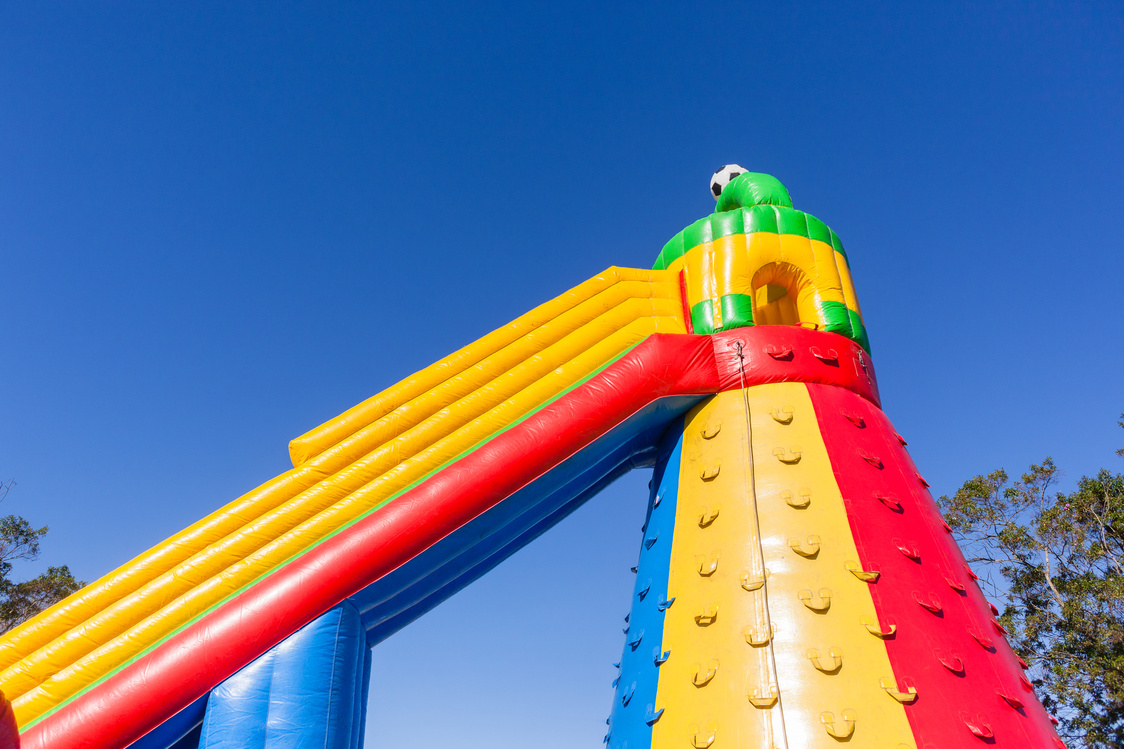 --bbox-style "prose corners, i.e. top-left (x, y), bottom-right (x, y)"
top-left (290, 267), bottom-right (678, 464)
